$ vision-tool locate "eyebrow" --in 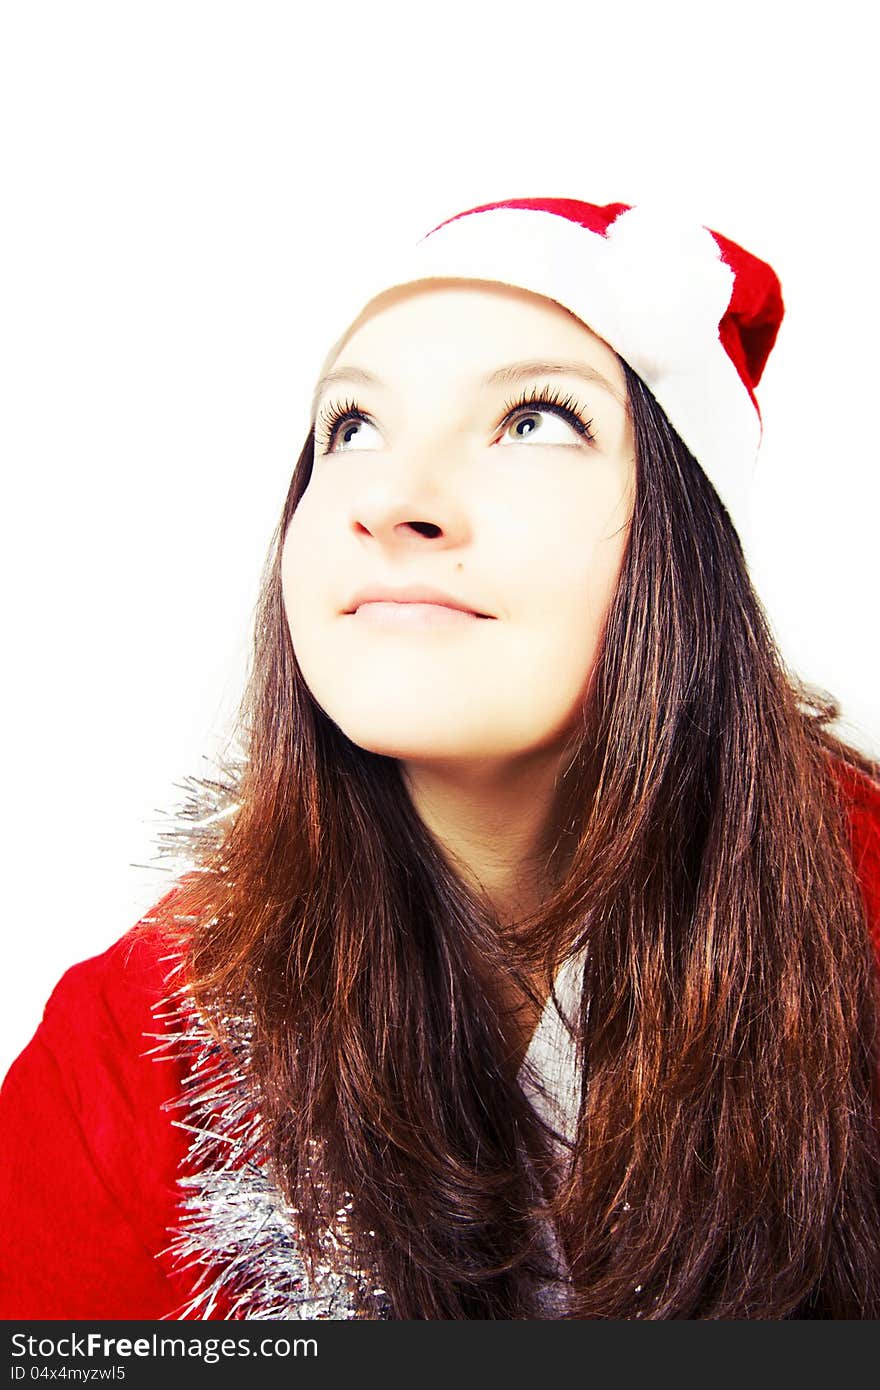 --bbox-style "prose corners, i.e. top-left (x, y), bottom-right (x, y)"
top-left (310, 358), bottom-right (627, 420)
